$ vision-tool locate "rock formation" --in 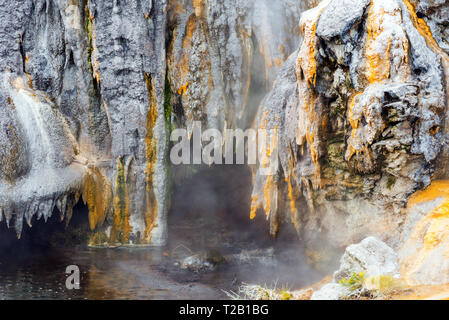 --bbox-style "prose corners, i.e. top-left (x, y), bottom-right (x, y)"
top-left (250, 0), bottom-right (449, 282)
top-left (0, 0), bottom-right (449, 287)
top-left (0, 0), bottom-right (307, 246)
top-left (311, 236), bottom-right (401, 300)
